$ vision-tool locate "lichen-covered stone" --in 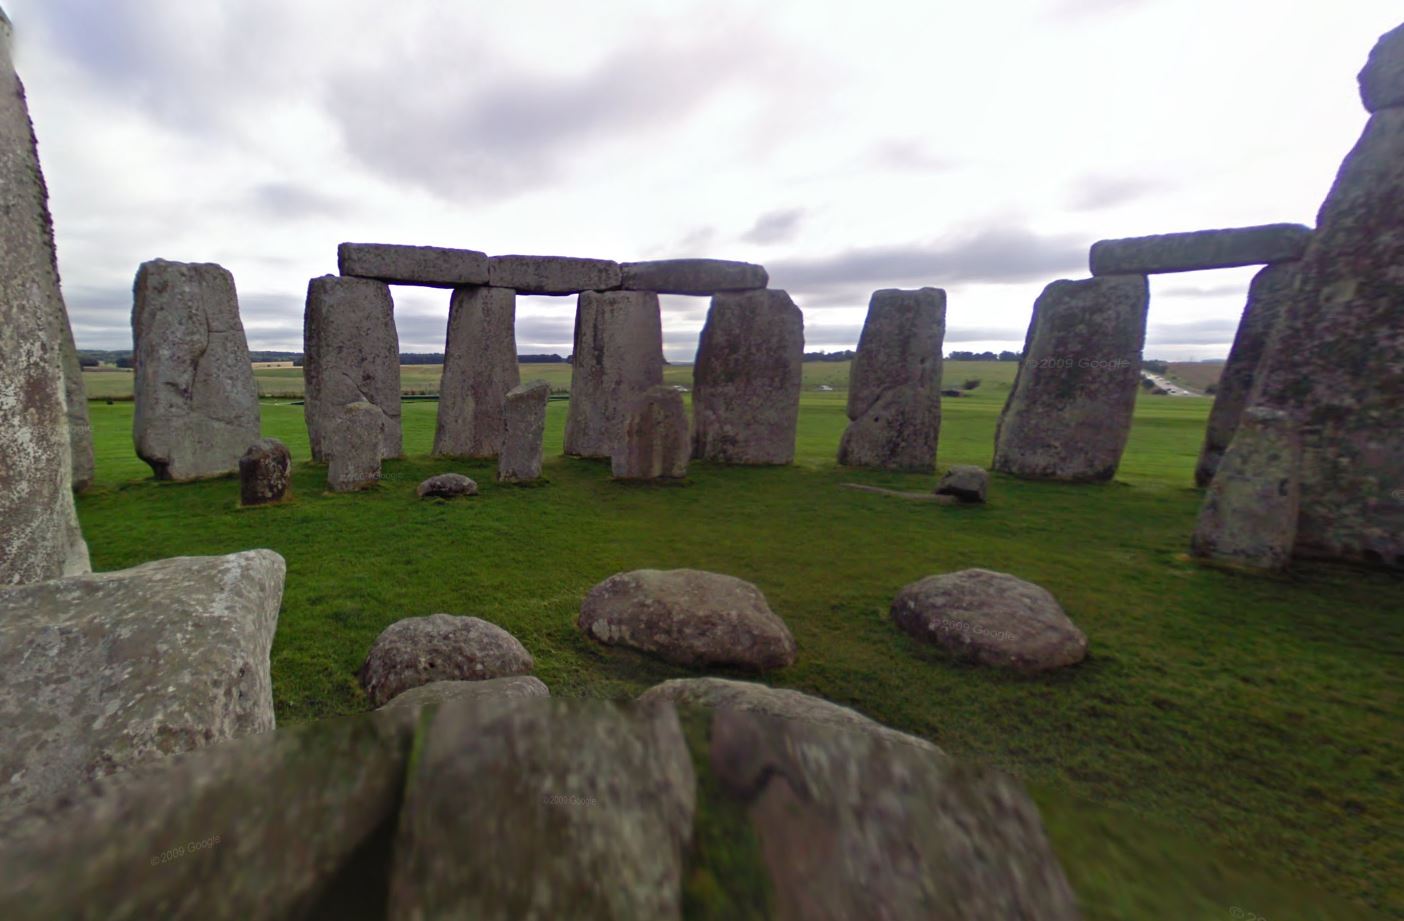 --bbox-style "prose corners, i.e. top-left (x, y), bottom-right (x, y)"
top-left (132, 260), bottom-right (261, 481)
top-left (238, 437), bottom-right (292, 506)
top-left (325, 400), bottom-right (383, 492)
top-left (499, 379), bottom-right (550, 483)
top-left (935, 465), bottom-right (989, 503)
top-left (434, 286), bottom-right (519, 458)
top-left (612, 385), bottom-right (689, 480)
top-left (358, 613), bottom-right (535, 707)
top-left (692, 289), bottom-right (805, 465)
top-left (303, 275), bottom-right (401, 461)
top-left (619, 258), bottom-right (768, 295)
top-left (993, 275), bottom-right (1149, 482)
top-left (0, 550), bottom-right (285, 824)
top-left (1360, 21), bottom-right (1404, 113)
top-left (1190, 408), bottom-right (1300, 571)
top-left (416, 473), bottom-right (478, 499)
top-left (1089, 223), bottom-right (1312, 275)
top-left (487, 254), bottom-right (621, 294)
top-left (338, 242), bottom-right (489, 287)
top-left (388, 697), bottom-right (695, 920)
top-left (838, 287), bottom-right (945, 472)
top-left (563, 290), bottom-right (664, 458)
